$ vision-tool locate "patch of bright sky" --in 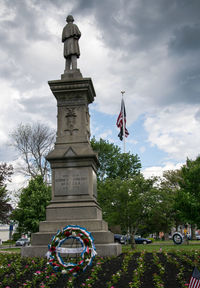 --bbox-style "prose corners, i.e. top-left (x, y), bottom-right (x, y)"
top-left (125, 114), bottom-right (170, 169)
top-left (90, 108), bottom-right (170, 172)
